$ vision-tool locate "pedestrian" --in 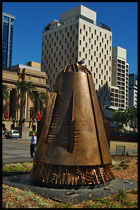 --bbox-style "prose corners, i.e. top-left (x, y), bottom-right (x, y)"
top-left (30, 132), bottom-right (37, 158)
